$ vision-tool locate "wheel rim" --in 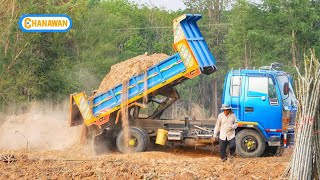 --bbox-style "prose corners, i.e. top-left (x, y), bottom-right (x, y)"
top-left (128, 137), bottom-right (137, 147)
top-left (241, 135), bottom-right (258, 152)
top-left (128, 139), bottom-right (136, 146)
top-left (125, 136), bottom-right (138, 150)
